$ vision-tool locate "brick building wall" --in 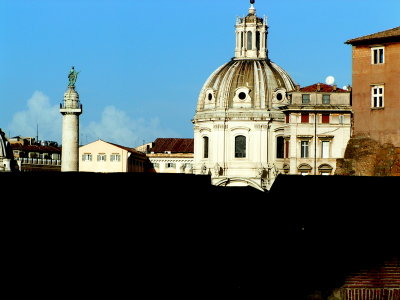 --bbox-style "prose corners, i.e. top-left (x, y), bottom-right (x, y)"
top-left (338, 258), bottom-right (400, 300)
top-left (346, 27), bottom-right (400, 147)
